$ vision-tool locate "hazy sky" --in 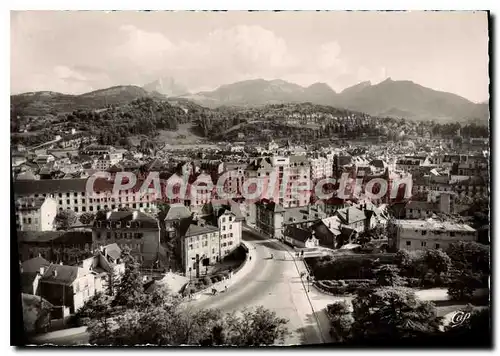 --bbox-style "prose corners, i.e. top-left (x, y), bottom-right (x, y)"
top-left (11, 11), bottom-right (489, 102)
